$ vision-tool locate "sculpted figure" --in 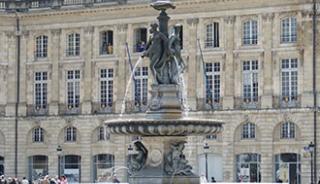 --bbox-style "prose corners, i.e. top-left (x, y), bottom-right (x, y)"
top-left (142, 23), bottom-right (185, 85)
top-left (128, 141), bottom-right (148, 174)
top-left (164, 141), bottom-right (193, 176)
